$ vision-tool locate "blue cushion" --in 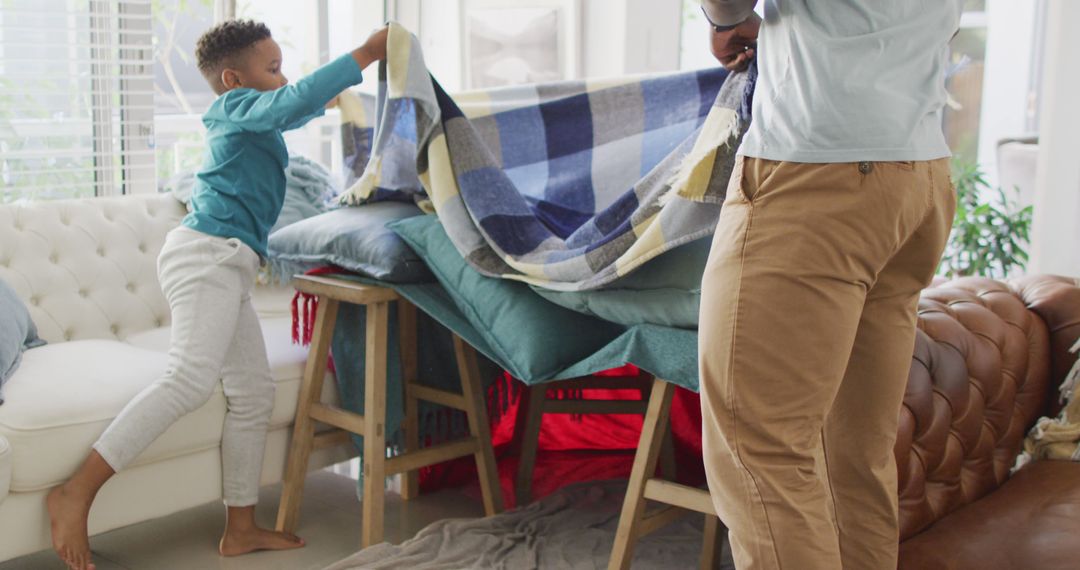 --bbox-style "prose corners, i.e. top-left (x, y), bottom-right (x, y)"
top-left (389, 215), bottom-right (625, 382)
top-left (0, 278), bottom-right (45, 404)
top-left (529, 237), bottom-right (711, 329)
top-left (267, 202), bottom-right (432, 283)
